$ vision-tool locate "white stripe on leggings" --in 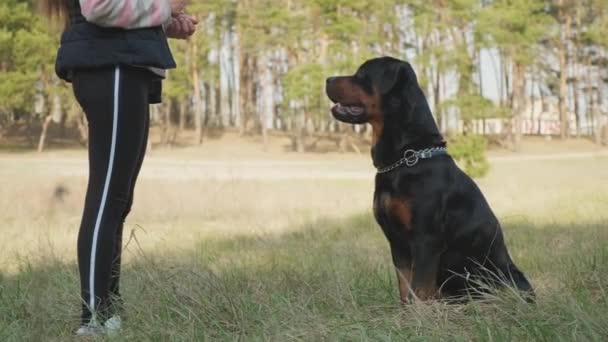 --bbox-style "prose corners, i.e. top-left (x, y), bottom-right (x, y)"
top-left (88, 66), bottom-right (120, 318)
